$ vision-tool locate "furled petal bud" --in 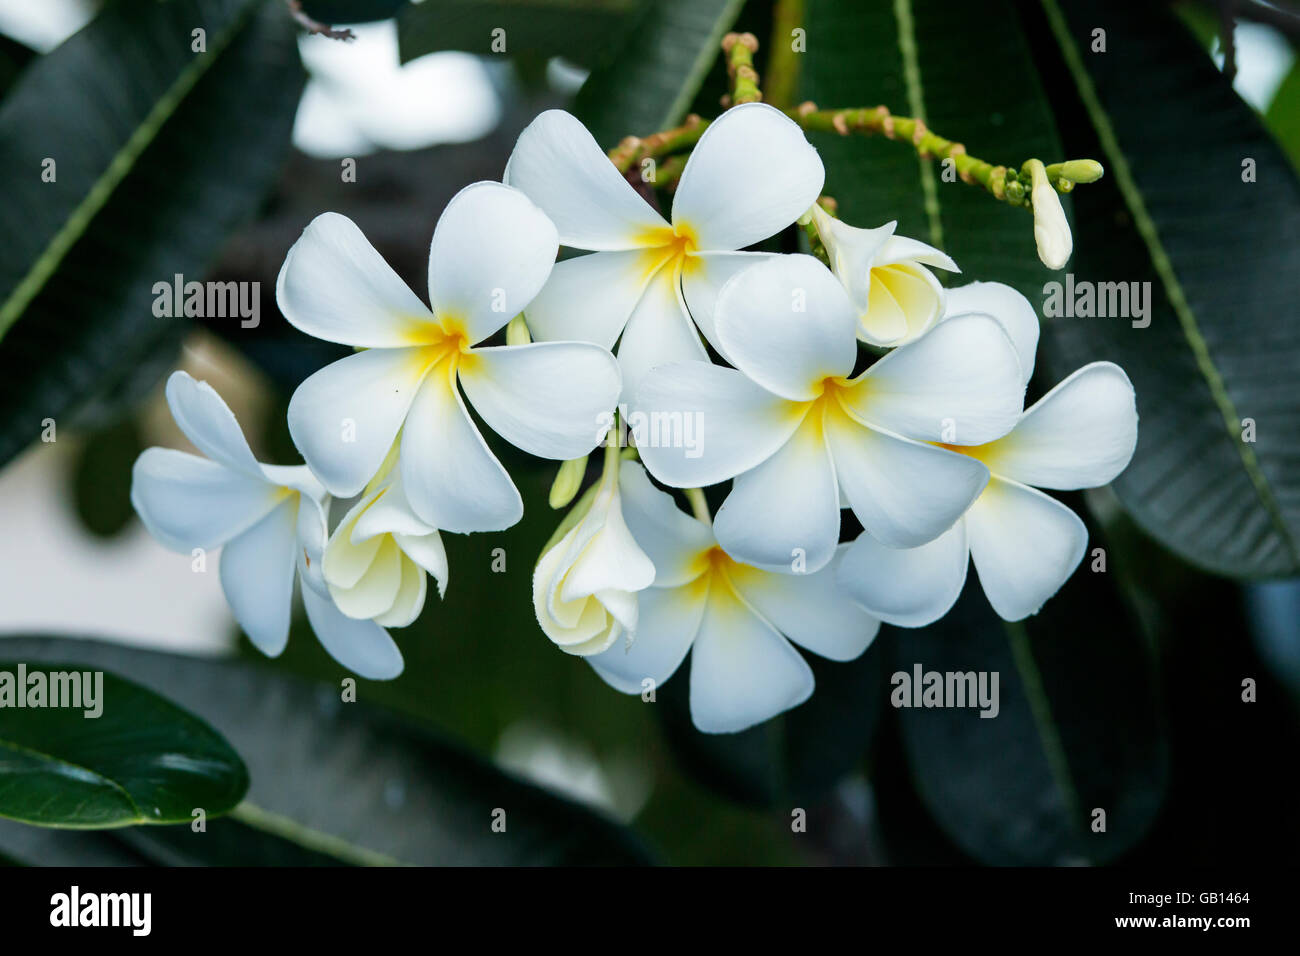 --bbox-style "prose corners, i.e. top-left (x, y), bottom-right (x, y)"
top-left (1028, 159), bottom-right (1072, 270)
